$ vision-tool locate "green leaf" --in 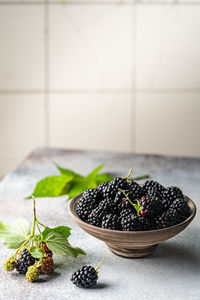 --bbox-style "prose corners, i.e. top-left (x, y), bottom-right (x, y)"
top-left (45, 231), bottom-right (86, 257)
top-left (26, 175), bottom-right (73, 198)
top-left (86, 164), bottom-right (104, 184)
top-left (42, 226), bottom-right (71, 240)
top-left (66, 178), bottom-right (89, 200)
top-left (54, 163), bottom-right (84, 180)
top-left (69, 247), bottom-right (86, 257)
top-left (29, 246), bottom-right (45, 258)
top-left (96, 173), bottom-right (113, 185)
top-left (0, 219), bottom-right (31, 249)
